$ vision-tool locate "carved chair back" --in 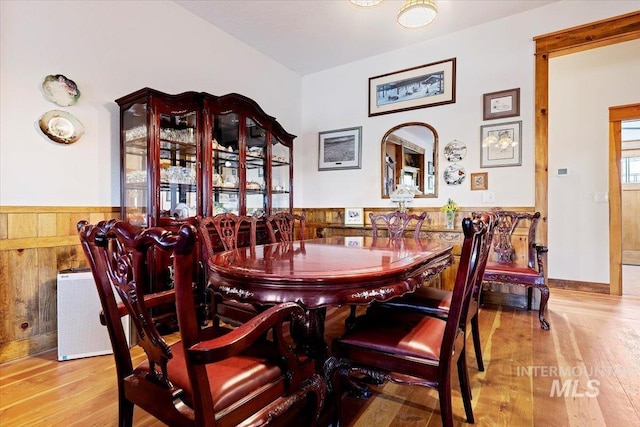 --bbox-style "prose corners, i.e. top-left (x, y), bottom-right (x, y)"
top-left (196, 214), bottom-right (259, 327)
top-left (78, 219), bottom-right (198, 426)
top-left (369, 211), bottom-right (428, 239)
top-left (492, 211), bottom-right (540, 266)
top-left (265, 212), bottom-right (306, 242)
